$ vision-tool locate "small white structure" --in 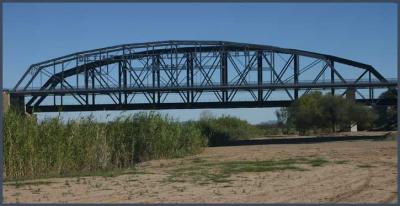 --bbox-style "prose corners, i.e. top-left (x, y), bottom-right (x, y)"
top-left (350, 122), bottom-right (358, 132)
